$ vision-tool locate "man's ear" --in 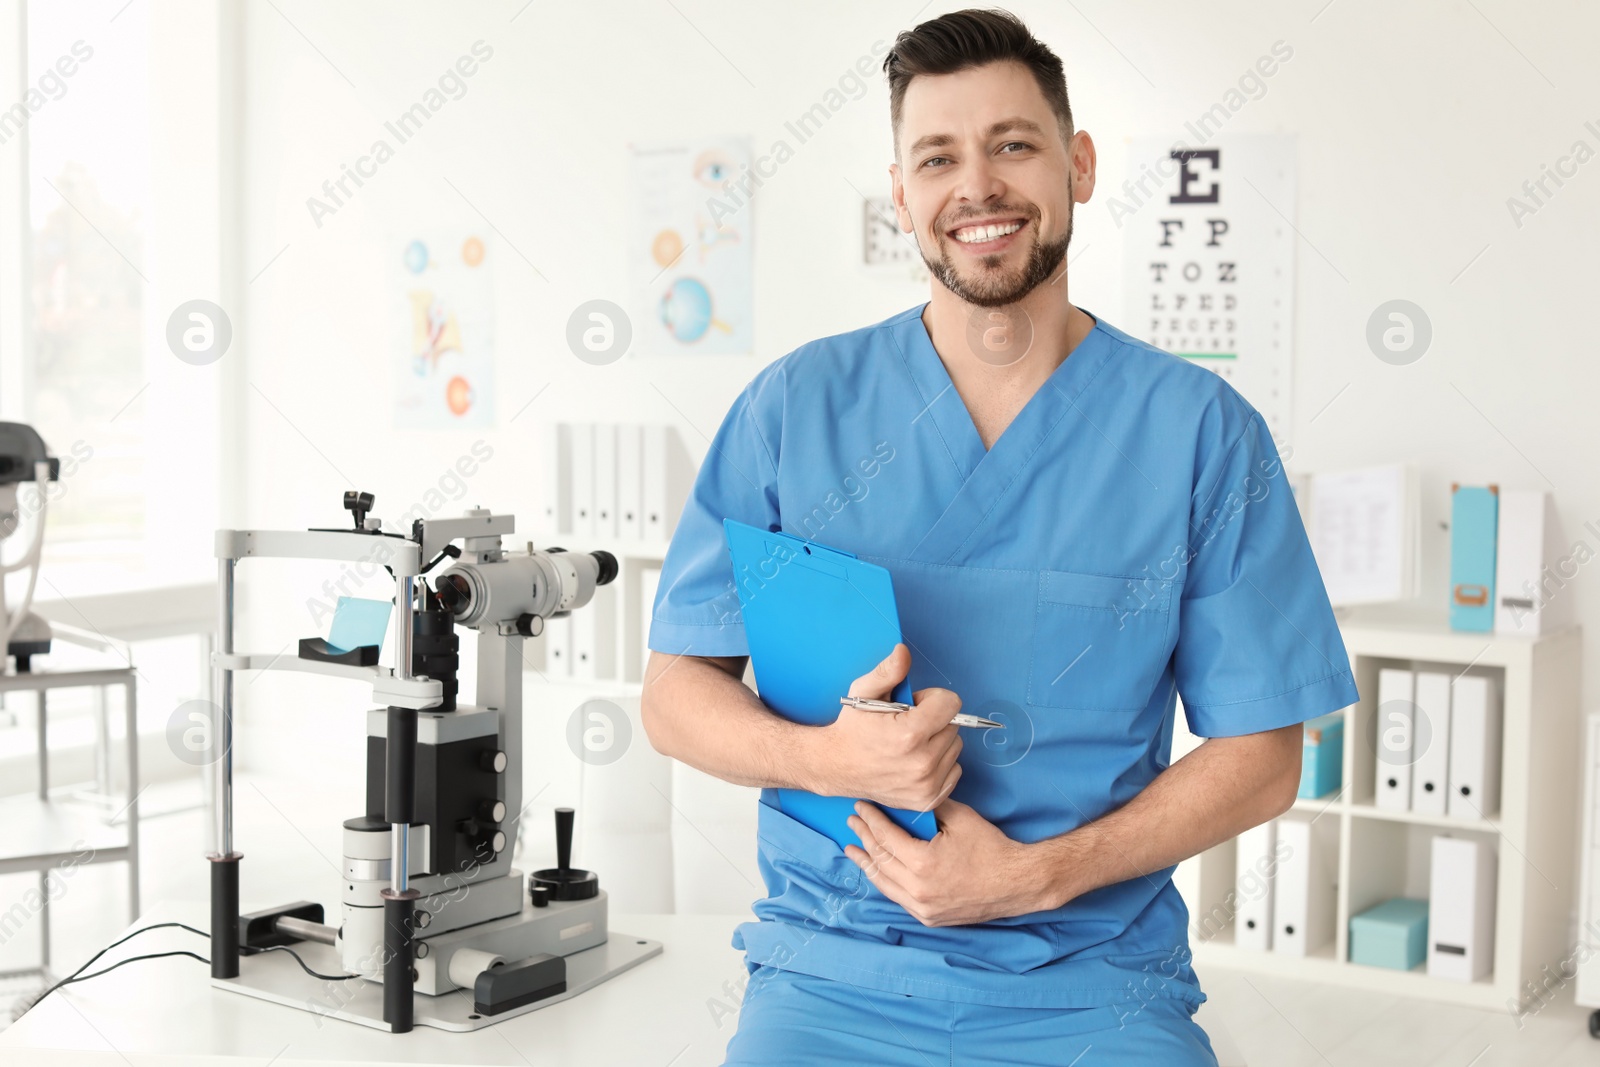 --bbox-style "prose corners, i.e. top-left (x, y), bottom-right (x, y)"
top-left (888, 162), bottom-right (914, 232)
top-left (1069, 130), bottom-right (1097, 203)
